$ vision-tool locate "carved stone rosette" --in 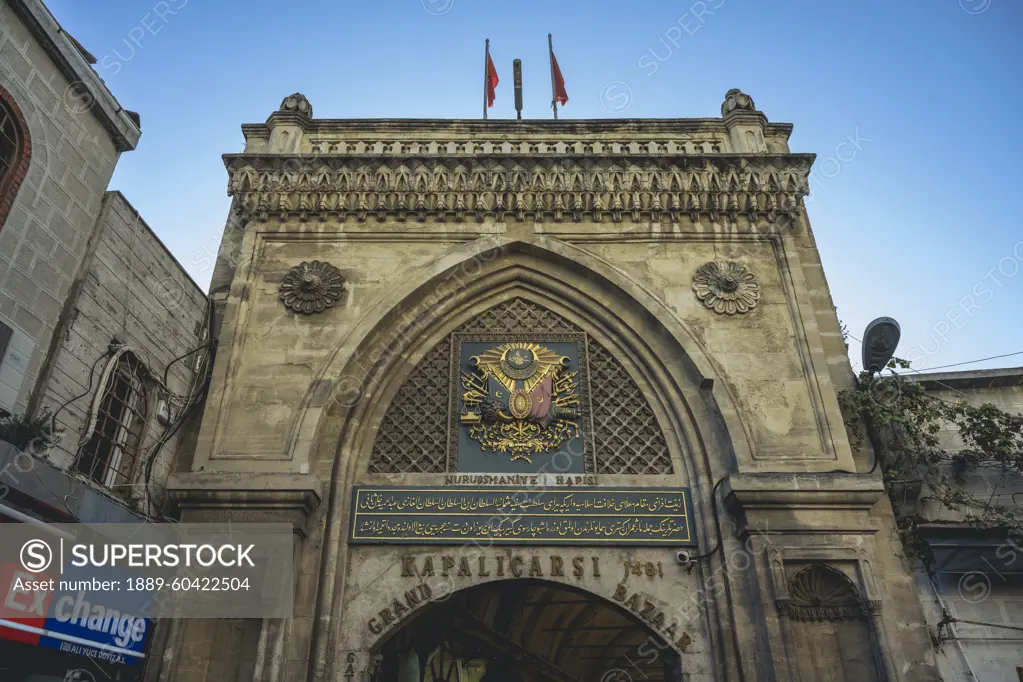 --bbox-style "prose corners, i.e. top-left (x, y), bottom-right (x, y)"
top-left (279, 261), bottom-right (345, 314)
top-left (692, 260), bottom-right (760, 315)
